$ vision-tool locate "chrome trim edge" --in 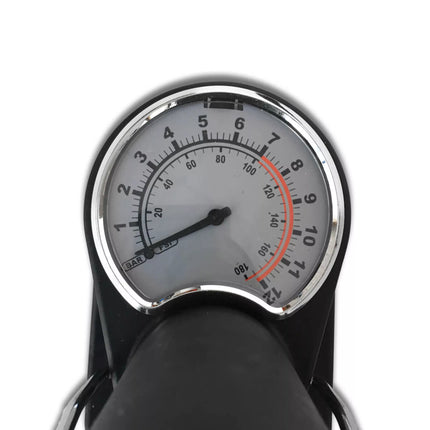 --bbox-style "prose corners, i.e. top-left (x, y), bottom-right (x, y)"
top-left (91, 84), bottom-right (345, 316)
